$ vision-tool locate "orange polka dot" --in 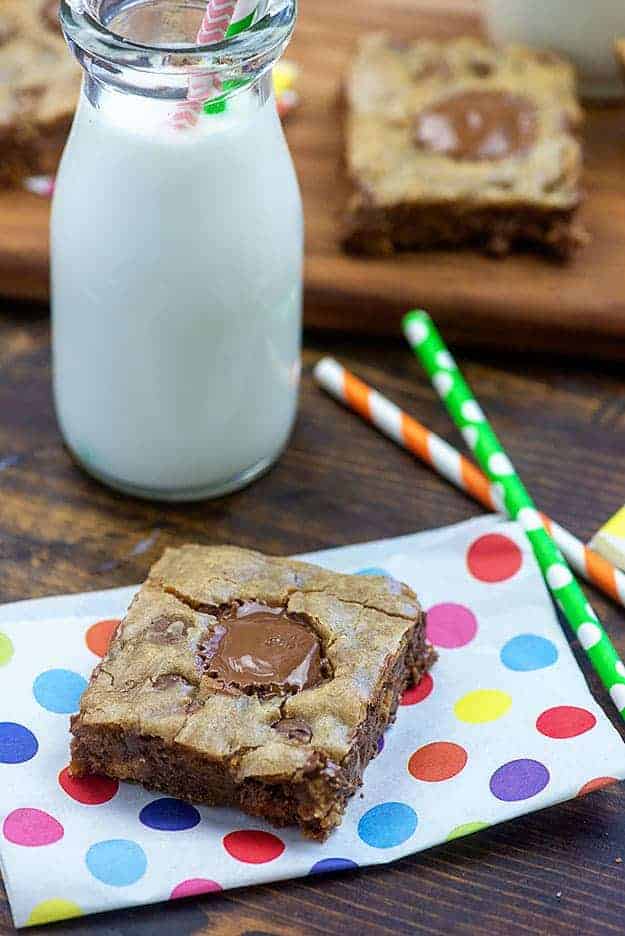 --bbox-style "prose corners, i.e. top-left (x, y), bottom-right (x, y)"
top-left (85, 619), bottom-right (120, 658)
top-left (408, 741), bottom-right (468, 782)
top-left (578, 777), bottom-right (617, 797)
